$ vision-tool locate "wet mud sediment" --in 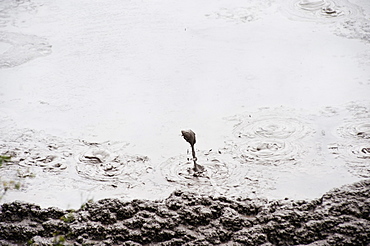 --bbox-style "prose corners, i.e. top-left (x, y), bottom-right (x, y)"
top-left (0, 180), bottom-right (369, 246)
